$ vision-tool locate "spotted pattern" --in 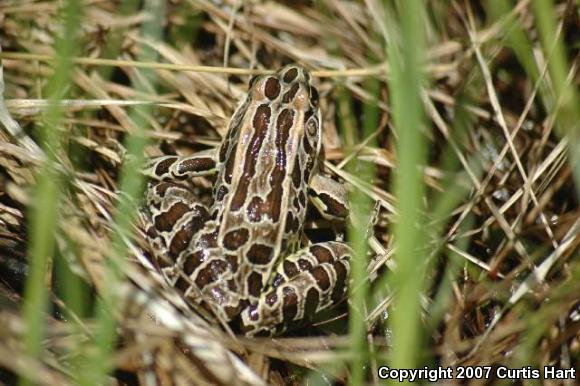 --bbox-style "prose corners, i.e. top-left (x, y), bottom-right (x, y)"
top-left (142, 65), bottom-right (351, 336)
